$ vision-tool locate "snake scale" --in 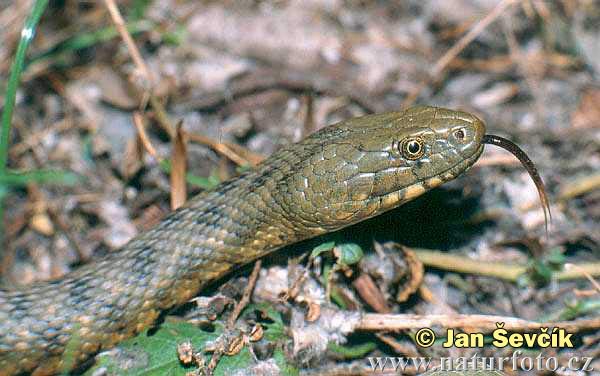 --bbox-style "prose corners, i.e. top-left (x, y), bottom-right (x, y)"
top-left (0, 106), bottom-right (548, 375)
